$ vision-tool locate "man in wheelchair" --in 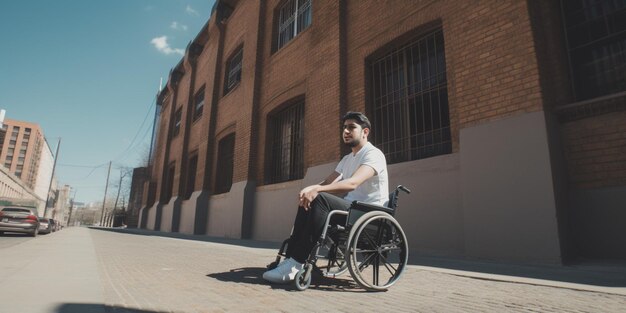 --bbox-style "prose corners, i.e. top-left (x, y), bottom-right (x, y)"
top-left (263, 111), bottom-right (389, 284)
